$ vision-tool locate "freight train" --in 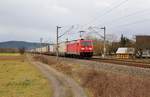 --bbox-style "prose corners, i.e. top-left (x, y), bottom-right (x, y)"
top-left (30, 39), bottom-right (94, 58)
